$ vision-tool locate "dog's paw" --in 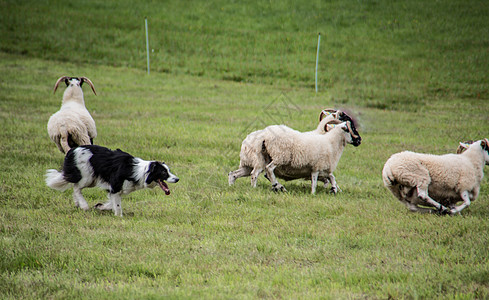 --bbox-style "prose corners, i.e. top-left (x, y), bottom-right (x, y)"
top-left (79, 204), bottom-right (90, 211)
top-left (94, 203), bottom-right (112, 211)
